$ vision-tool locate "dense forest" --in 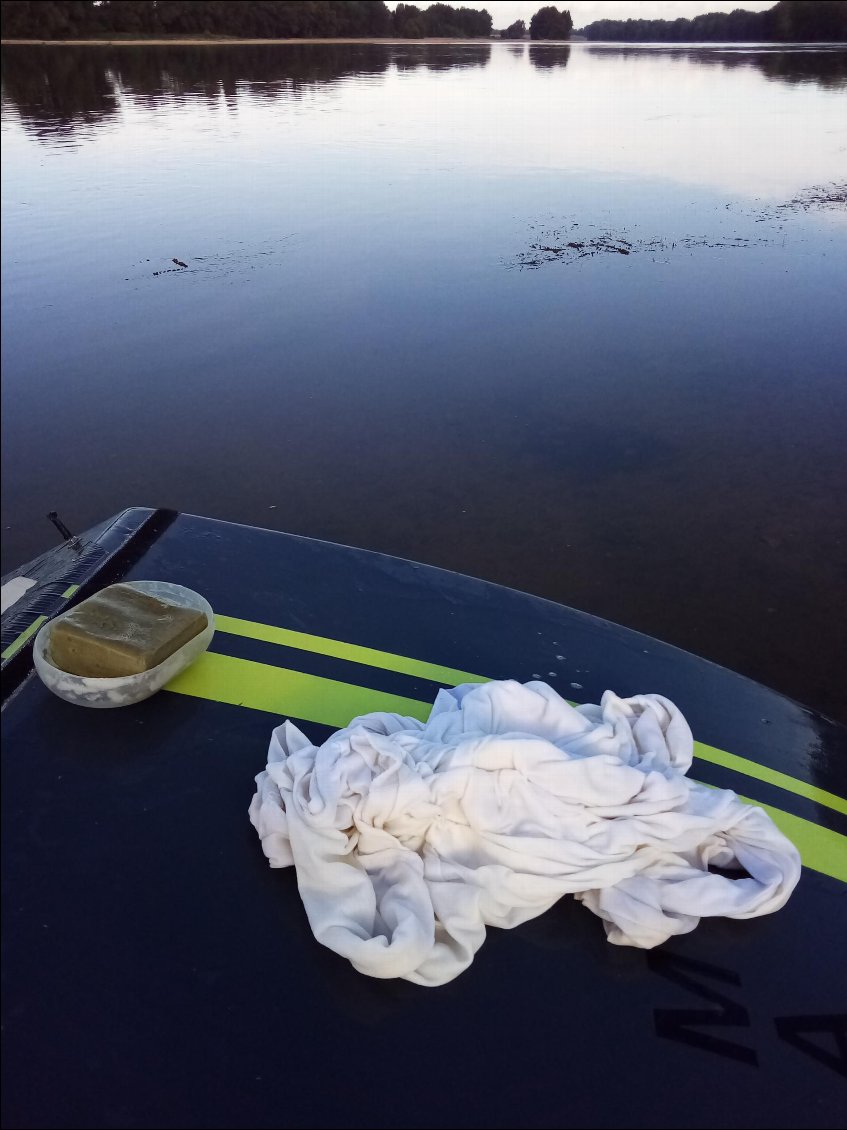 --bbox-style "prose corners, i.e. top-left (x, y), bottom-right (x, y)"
top-left (1, 0), bottom-right (844, 43)
top-left (0, 2), bottom-right (576, 40)
top-left (2, 1), bottom-right (388, 37)
top-left (390, 3), bottom-right (491, 38)
top-left (529, 7), bottom-right (572, 41)
top-left (584, 1), bottom-right (847, 43)
top-left (0, 1), bottom-right (477, 38)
